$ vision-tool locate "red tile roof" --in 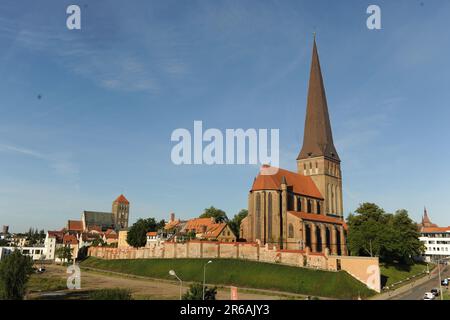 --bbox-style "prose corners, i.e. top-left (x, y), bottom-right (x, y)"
top-left (146, 231), bottom-right (157, 236)
top-left (288, 211), bottom-right (346, 226)
top-left (204, 223), bottom-right (227, 238)
top-left (185, 218), bottom-right (216, 231)
top-left (422, 226), bottom-right (450, 233)
top-left (68, 220), bottom-right (83, 231)
top-left (251, 166), bottom-right (323, 199)
top-left (63, 234), bottom-right (78, 245)
top-left (114, 194), bottom-right (129, 204)
top-left (164, 219), bottom-right (181, 230)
